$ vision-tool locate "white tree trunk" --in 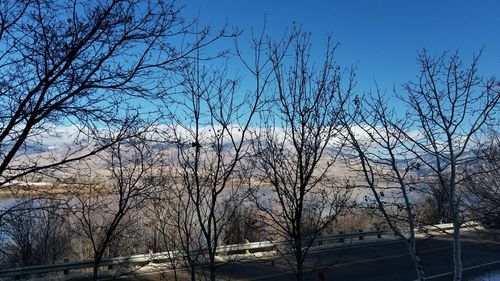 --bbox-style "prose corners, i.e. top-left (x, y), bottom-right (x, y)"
top-left (452, 219), bottom-right (462, 280)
